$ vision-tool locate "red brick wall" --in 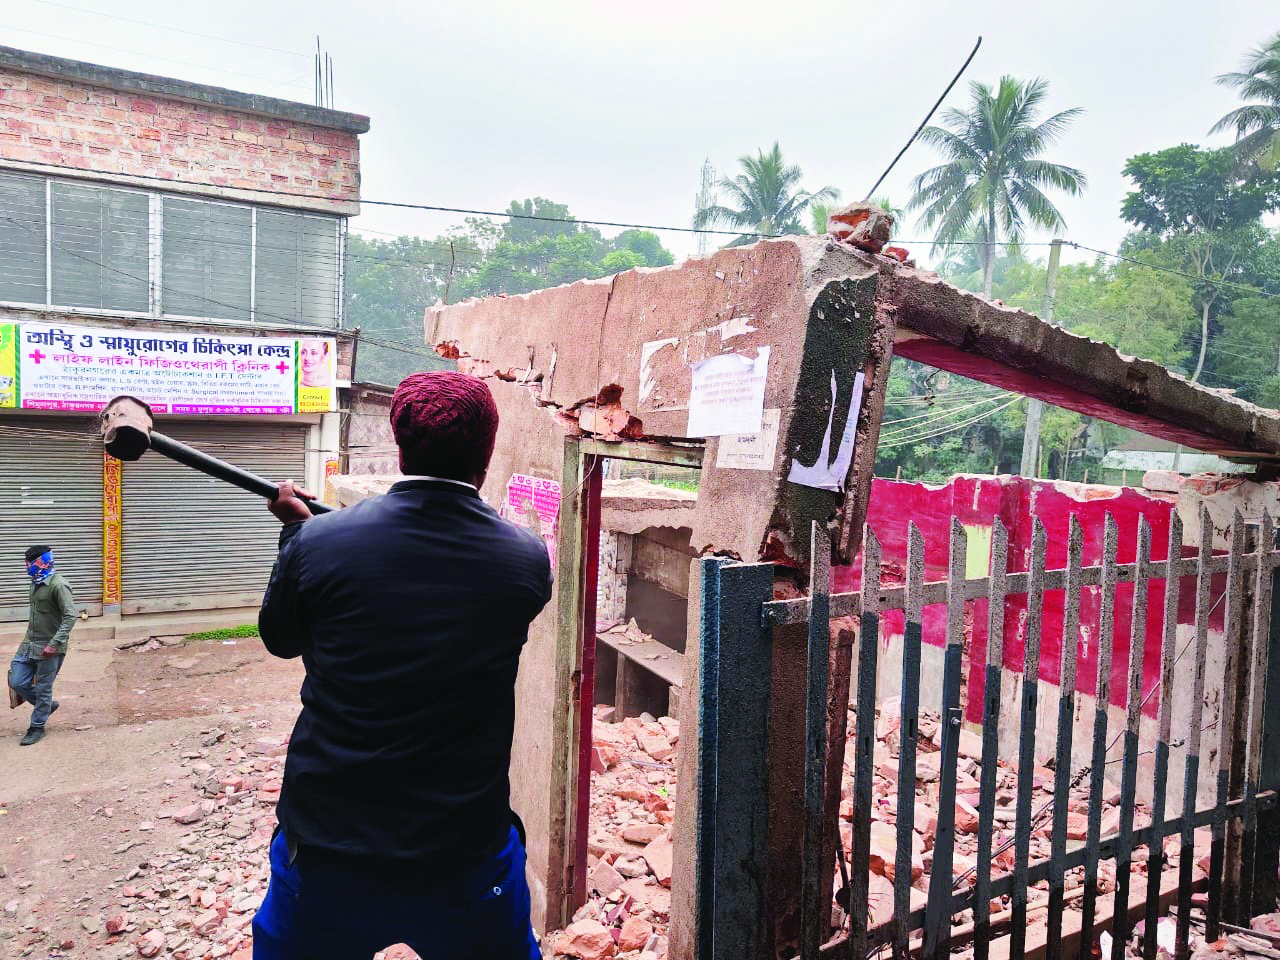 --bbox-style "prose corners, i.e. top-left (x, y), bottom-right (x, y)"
top-left (0, 68), bottom-right (359, 213)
